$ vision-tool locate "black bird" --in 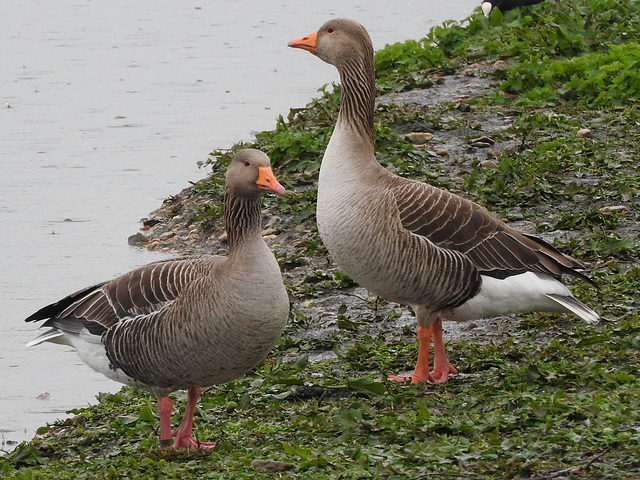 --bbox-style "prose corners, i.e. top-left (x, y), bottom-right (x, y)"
top-left (482, 0), bottom-right (545, 18)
